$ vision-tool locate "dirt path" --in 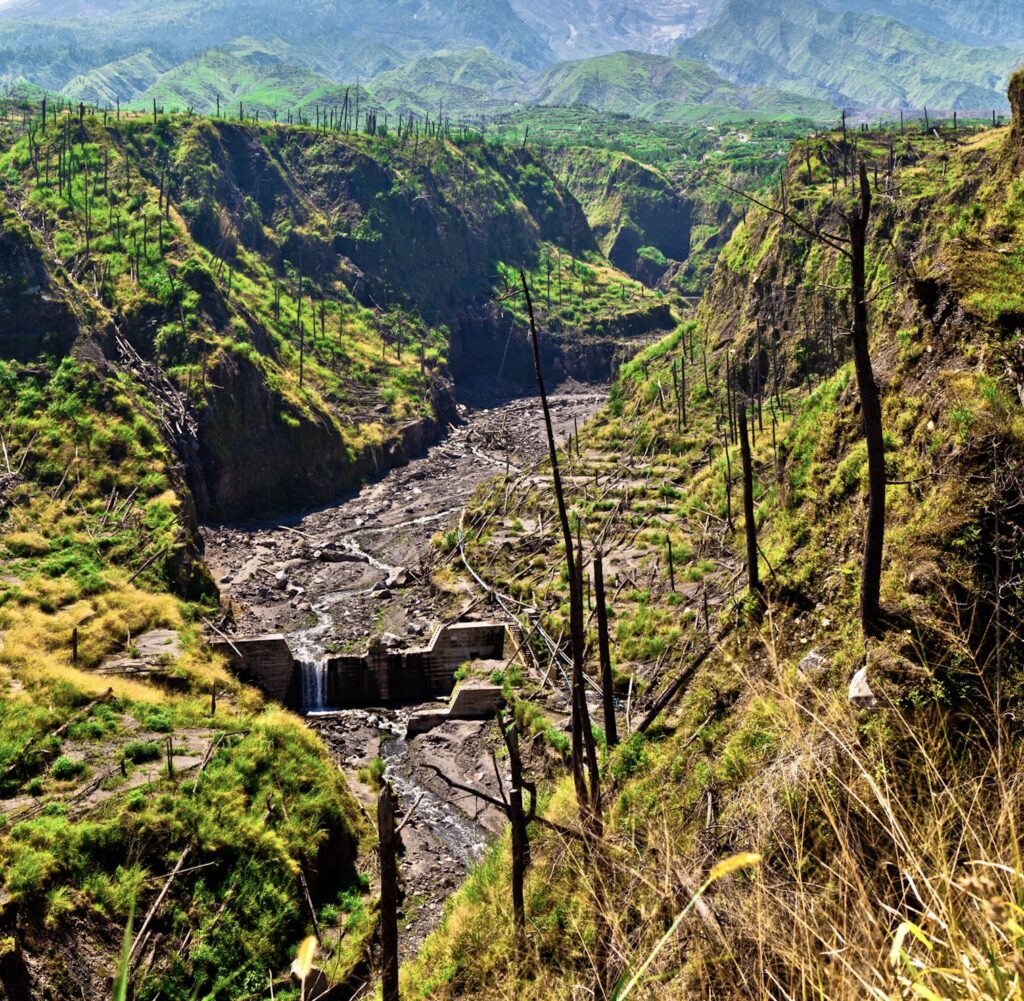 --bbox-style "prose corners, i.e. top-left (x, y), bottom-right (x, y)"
top-left (203, 386), bottom-right (606, 950)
